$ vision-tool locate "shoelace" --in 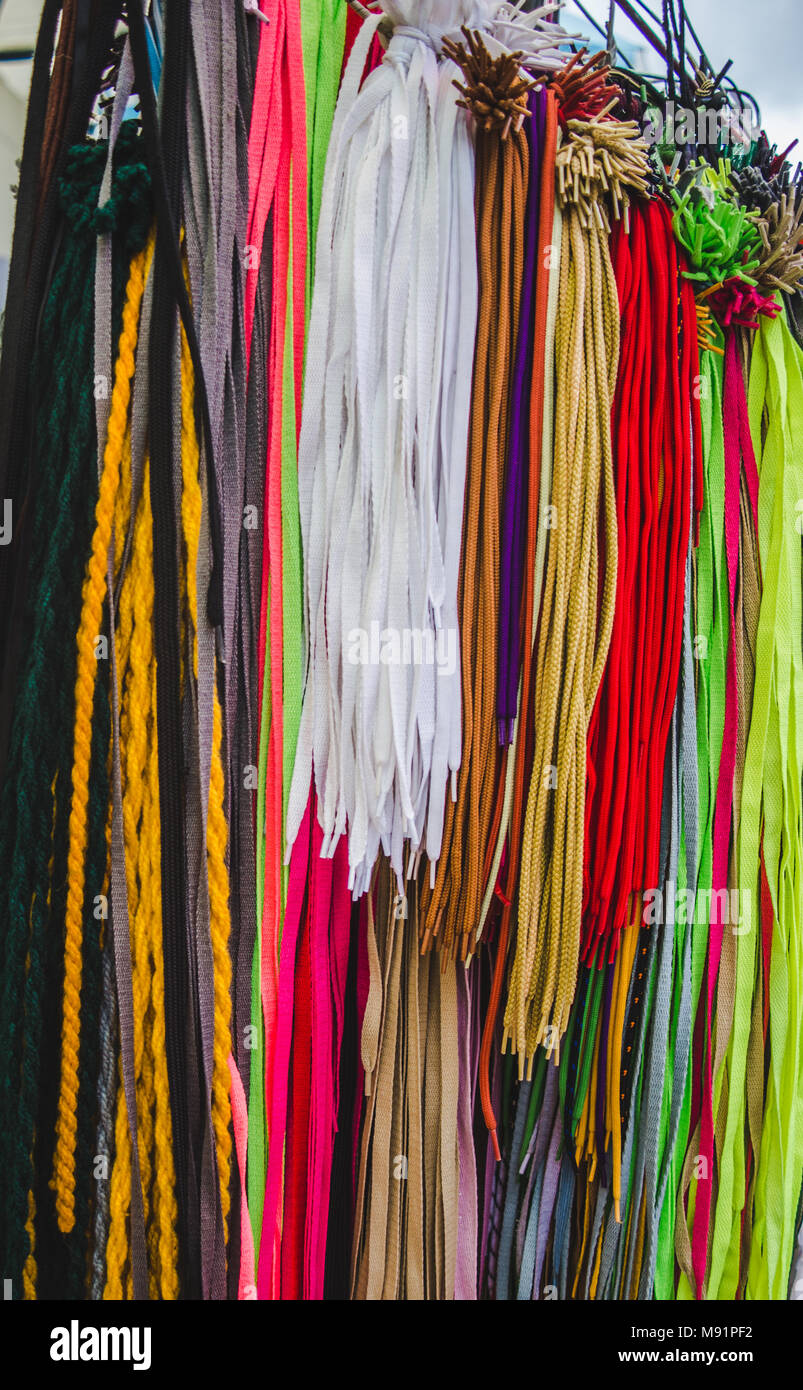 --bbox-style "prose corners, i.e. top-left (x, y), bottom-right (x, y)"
top-left (689, 327), bottom-right (759, 1294)
top-left (0, 0), bottom-right (122, 792)
top-left (419, 29), bottom-right (530, 960)
top-left (6, 0), bottom-right (803, 1311)
top-left (583, 201), bottom-right (692, 969)
top-left (286, 5), bottom-right (479, 898)
top-left (507, 115), bottom-right (649, 1066)
top-left (710, 298), bottom-right (803, 1299)
top-left (351, 862), bottom-right (461, 1299)
top-left (497, 83), bottom-right (544, 747)
top-left (243, 0), bottom-right (308, 1293)
top-left (476, 89), bottom-right (558, 1158)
